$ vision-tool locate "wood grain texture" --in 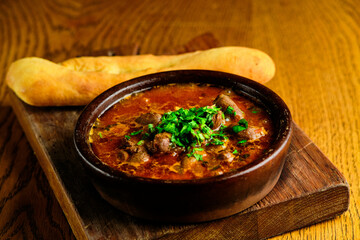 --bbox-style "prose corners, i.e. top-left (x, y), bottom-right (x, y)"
top-left (0, 107), bottom-right (76, 240)
top-left (1, 0), bottom-right (359, 239)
